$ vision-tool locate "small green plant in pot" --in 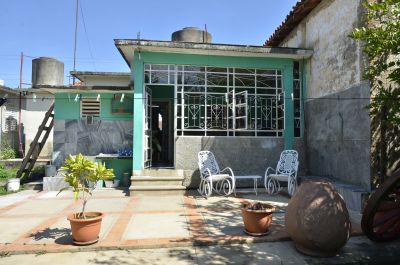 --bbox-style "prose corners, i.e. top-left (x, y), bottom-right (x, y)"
top-left (58, 153), bottom-right (114, 245)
